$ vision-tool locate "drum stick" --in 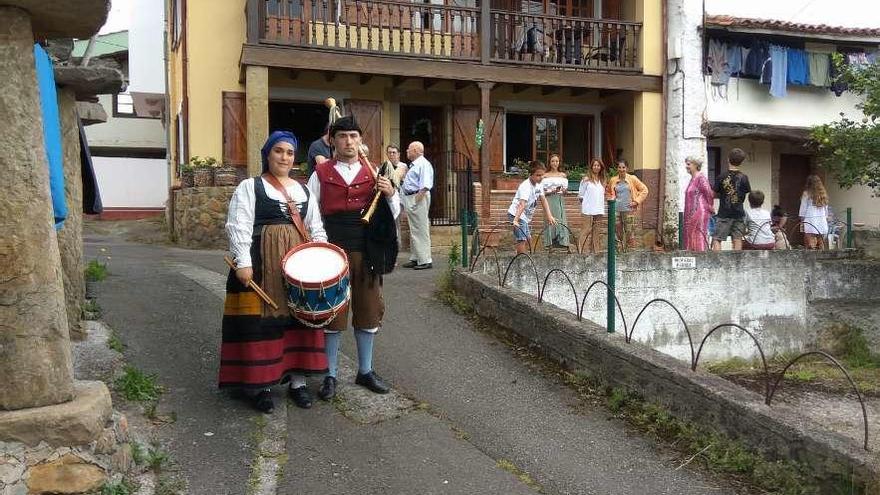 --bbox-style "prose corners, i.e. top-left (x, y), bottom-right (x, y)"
top-left (223, 255), bottom-right (279, 310)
